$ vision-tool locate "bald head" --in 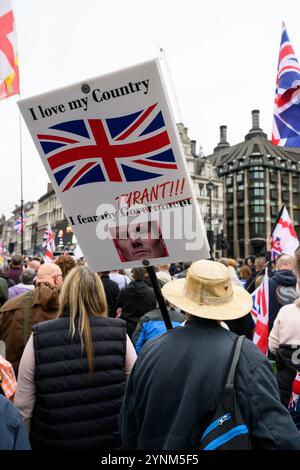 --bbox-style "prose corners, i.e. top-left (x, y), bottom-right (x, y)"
top-left (28, 260), bottom-right (41, 272)
top-left (36, 263), bottom-right (63, 286)
top-left (276, 254), bottom-right (295, 271)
